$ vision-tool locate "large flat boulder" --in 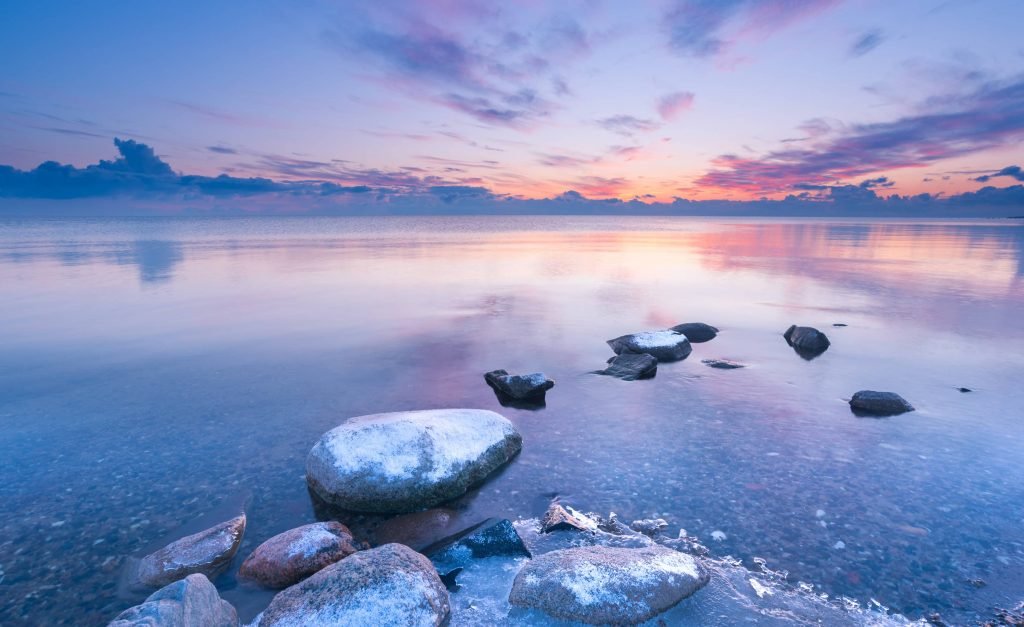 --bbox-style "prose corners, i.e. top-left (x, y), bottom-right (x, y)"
top-left (109, 574), bottom-right (237, 627)
top-left (239, 521), bottom-right (361, 589)
top-left (256, 543), bottom-right (449, 626)
top-left (509, 545), bottom-right (709, 624)
top-left (306, 409), bottom-right (522, 513)
top-left (607, 330), bottom-right (692, 362)
top-left (132, 515), bottom-right (246, 589)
